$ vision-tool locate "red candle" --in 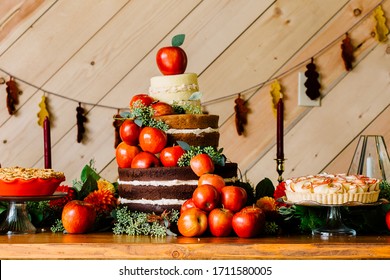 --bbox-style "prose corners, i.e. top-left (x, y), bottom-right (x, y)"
top-left (43, 116), bottom-right (52, 169)
top-left (276, 94), bottom-right (284, 159)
